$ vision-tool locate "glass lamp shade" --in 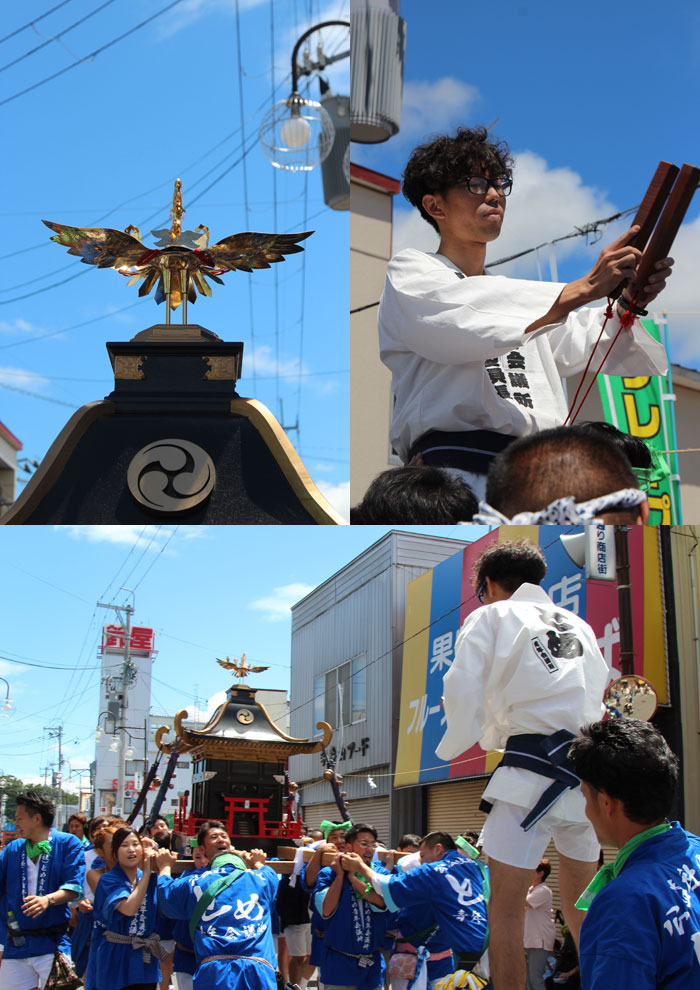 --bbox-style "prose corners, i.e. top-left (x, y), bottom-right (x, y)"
top-left (109, 737), bottom-right (119, 752)
top-left (280, 114), bottom-right (312, 148)
top-left (259, 92), bottom-right (335, 172)
top-left (125, 745), bottom-right (135, 758)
